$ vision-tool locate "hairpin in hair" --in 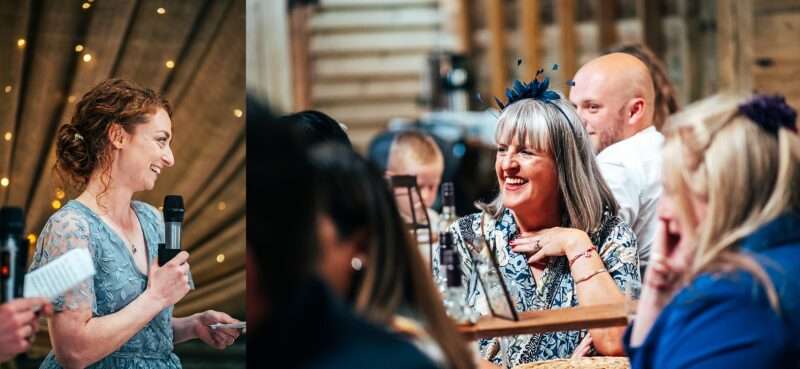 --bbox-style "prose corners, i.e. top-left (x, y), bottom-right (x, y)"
top-left (74, 133), bottom-right (84, 141)
top-left (494, 69), bottom-right (561, 111)
top-left (738, 94), bottom-right (797, 134)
